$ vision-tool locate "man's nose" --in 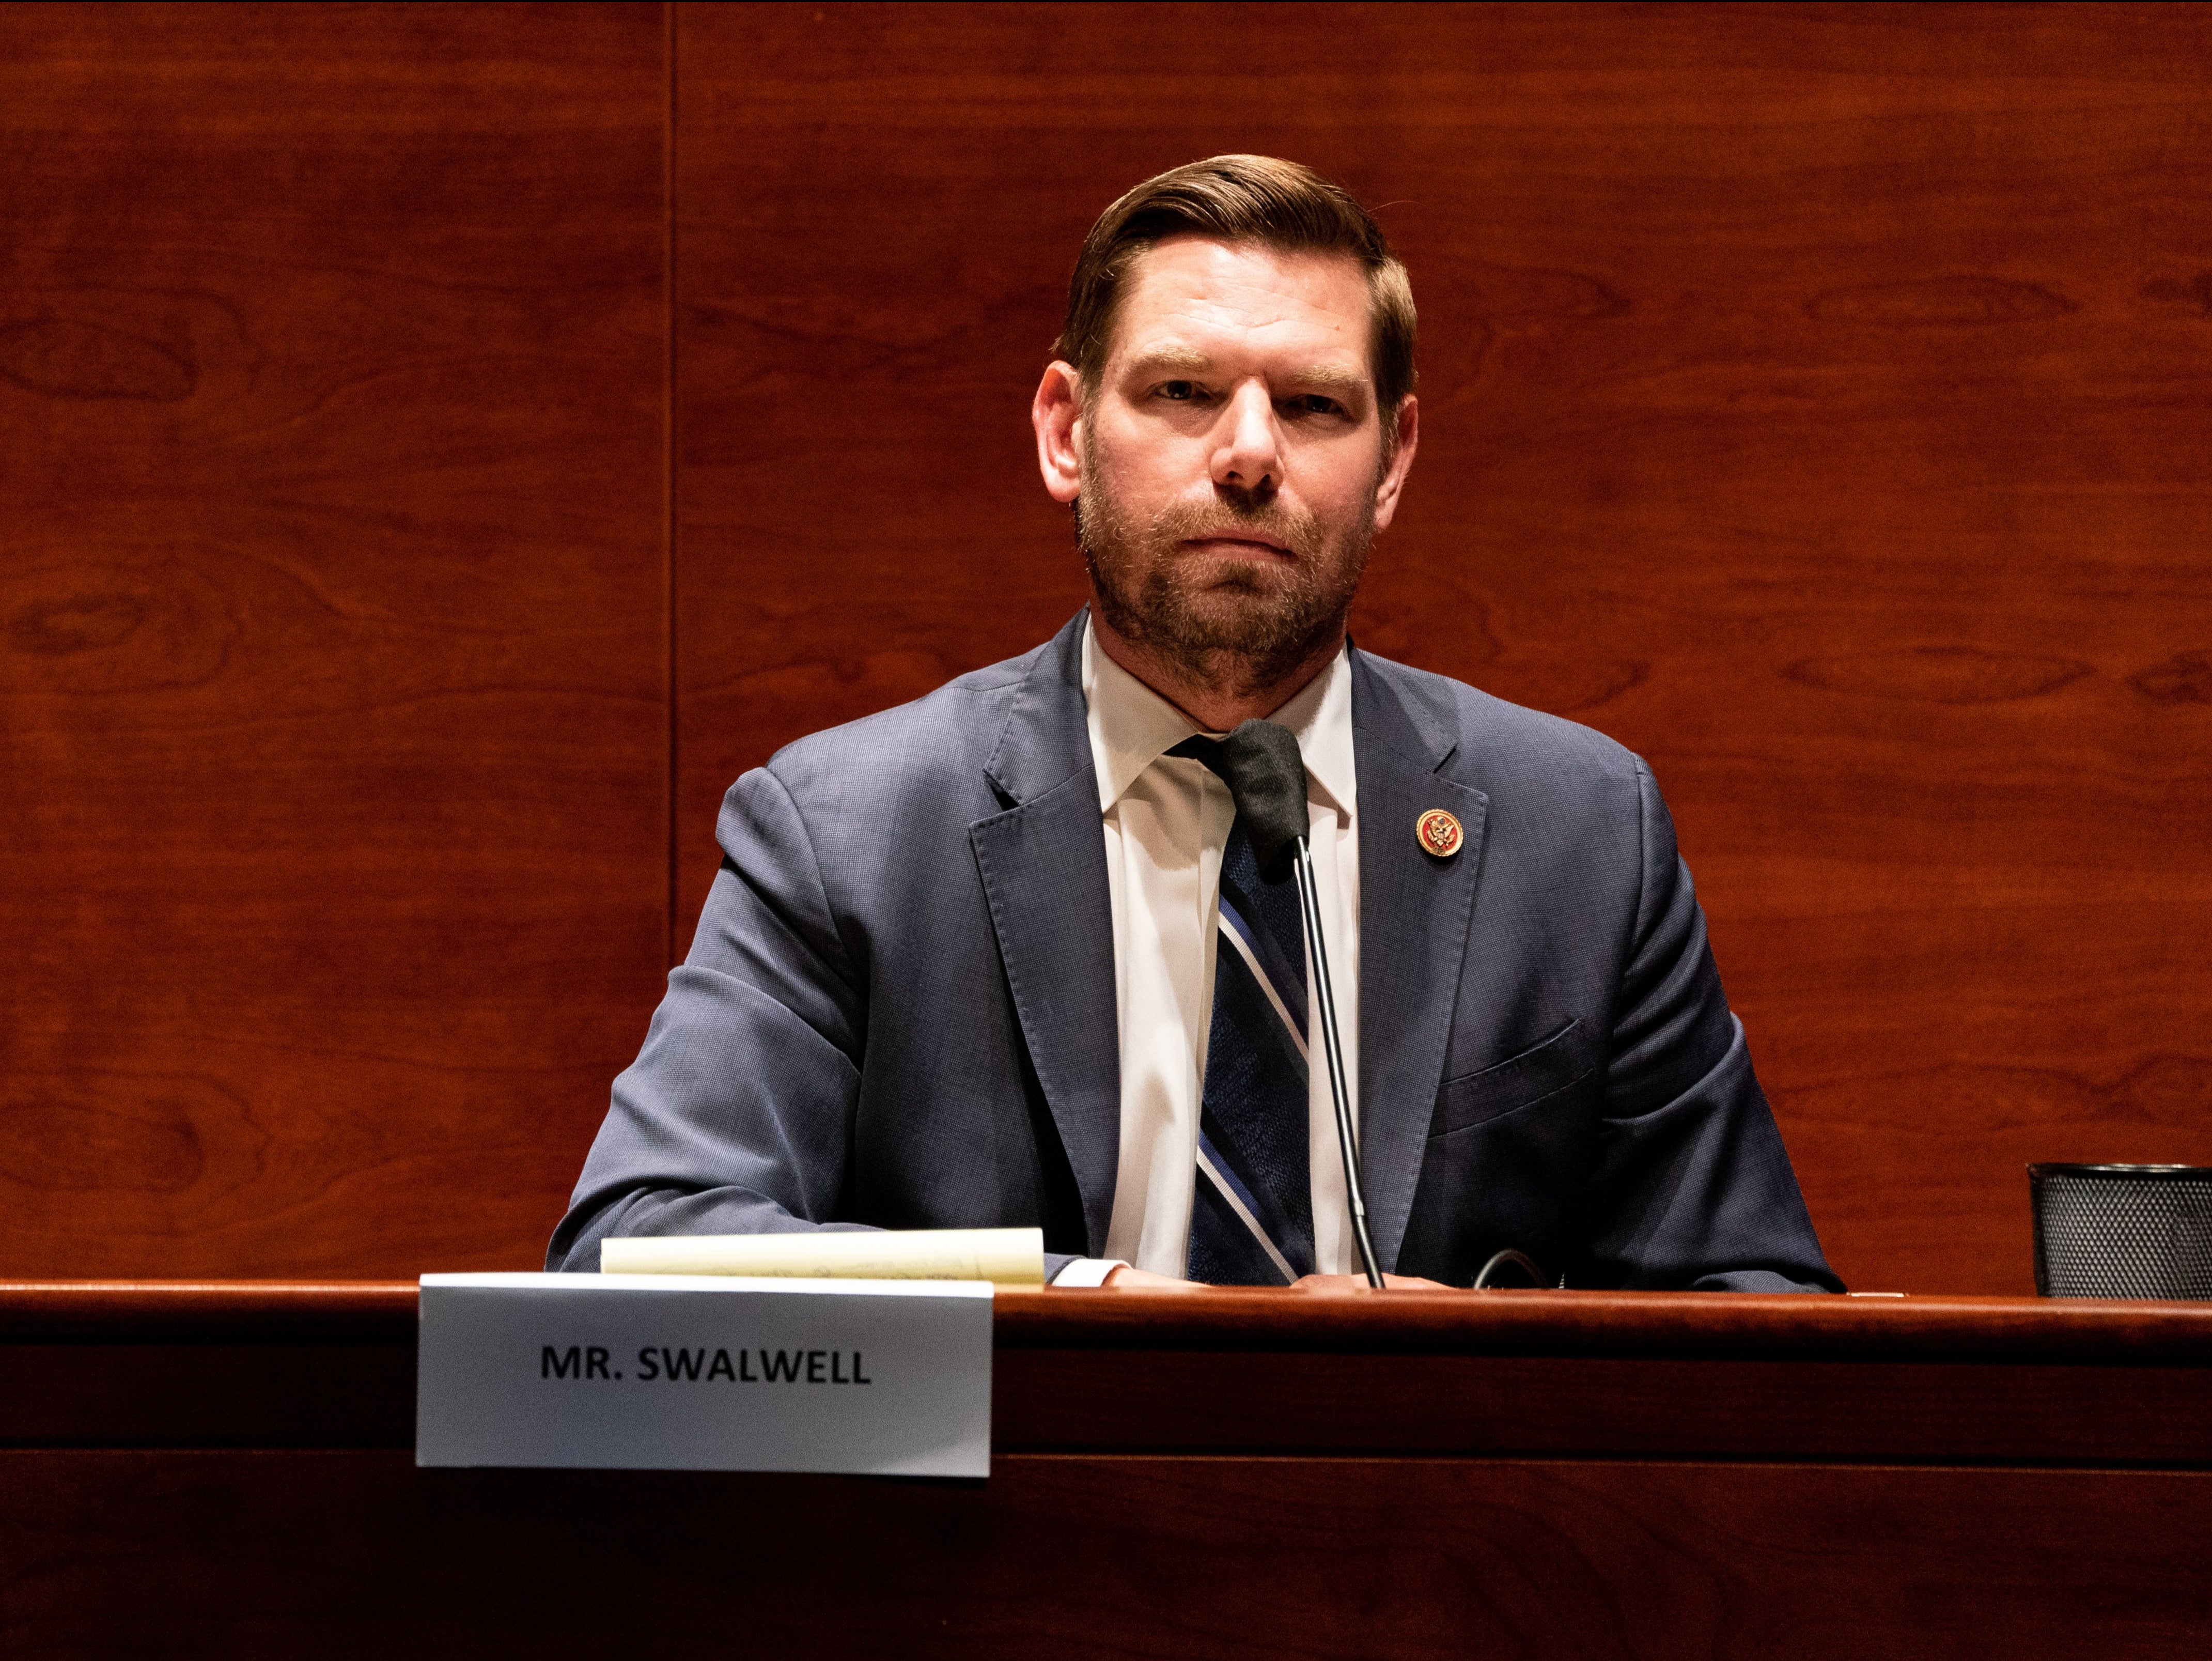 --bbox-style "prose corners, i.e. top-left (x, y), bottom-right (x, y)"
top-left (1210, 381), bottom-right (1280, 495)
